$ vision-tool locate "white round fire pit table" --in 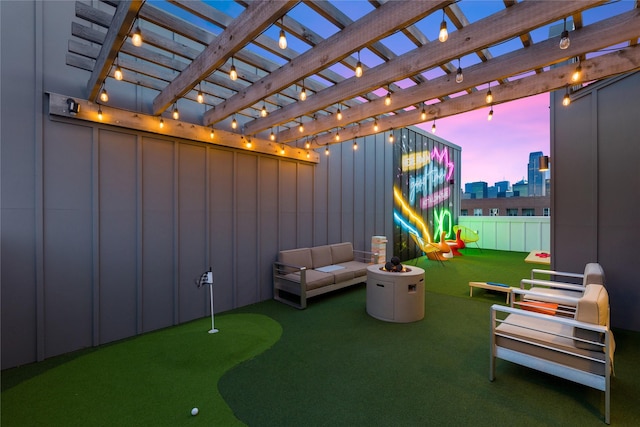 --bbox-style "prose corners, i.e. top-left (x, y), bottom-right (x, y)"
top-left (366, 264), bottom-right (425, 323)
